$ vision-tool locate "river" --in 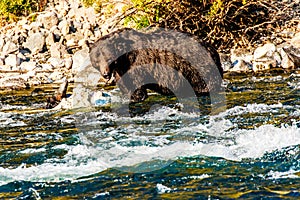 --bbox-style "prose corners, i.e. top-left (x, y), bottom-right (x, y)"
top-left (0, 71), bottom-right (300, 199)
